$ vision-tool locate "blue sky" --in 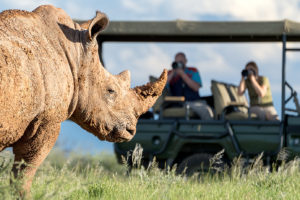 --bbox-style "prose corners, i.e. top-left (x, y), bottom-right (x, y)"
top-left (1, 0), bottom-right (300, 154)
